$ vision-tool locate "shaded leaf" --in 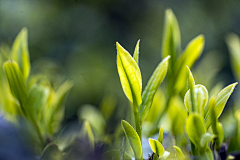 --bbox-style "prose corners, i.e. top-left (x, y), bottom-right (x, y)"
top-left (82, 120), bottom-right (94, 150)
top-left (116, 42), bottom-right (142, 106)
top-left (121, 120), bottom-right (142, 159)
top-left (102, 149), bottom-right (132, 160)
top-left (173, 146), bottom-right (185, 159)
top-left (40, 143), bottom-right (63, 160)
